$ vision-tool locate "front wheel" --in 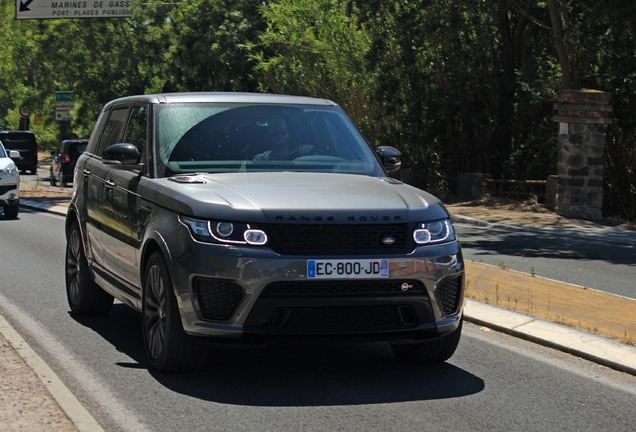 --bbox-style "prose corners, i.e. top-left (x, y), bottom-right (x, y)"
top-left (391, 318), bottom-right (463, 364)
top-left (142, 252), bottom-right (208, 372)
top-left (3, 201), bottom-right (19, 219)
top-left (65, 220), bottom-right (113, 315)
